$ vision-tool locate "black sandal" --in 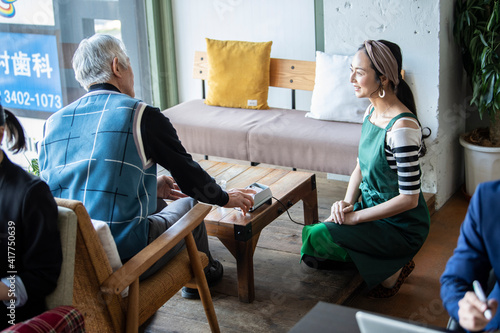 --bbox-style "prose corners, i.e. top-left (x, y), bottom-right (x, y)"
top-left (367, 260), bottom-right (415, 298)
